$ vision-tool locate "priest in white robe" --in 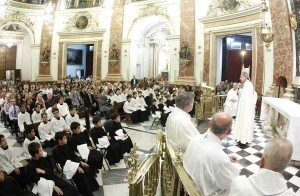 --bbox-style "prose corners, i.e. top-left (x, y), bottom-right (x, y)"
top-left (224, 83), bottom-right (238, 117)
top-left (166, 91), bottom-right (199, 153)
top-left (183, 112), bottom-right (240, 196)
top-left (234, 67), bottom-right (256, 144)
top-left (229, 138), bottom-right (295, 196)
